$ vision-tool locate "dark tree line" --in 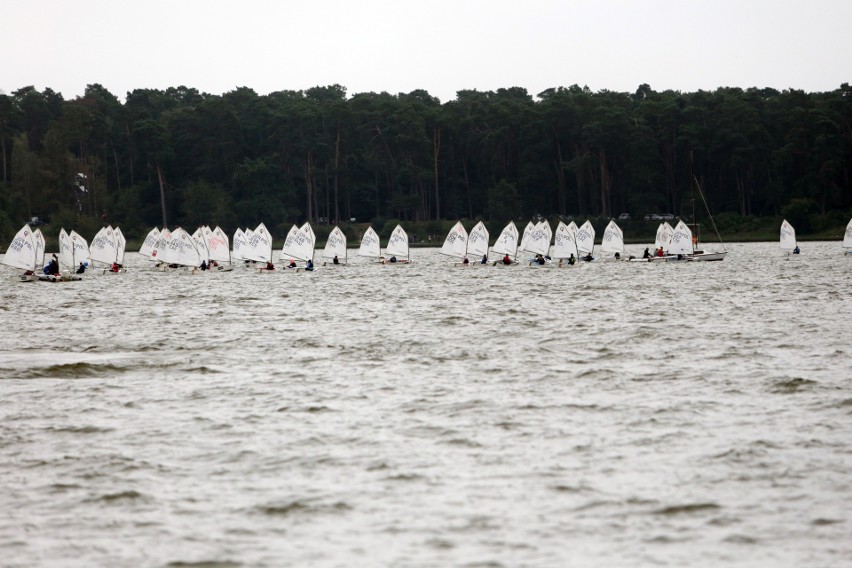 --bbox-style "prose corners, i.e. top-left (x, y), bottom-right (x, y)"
top-left (1, 82), bottom-right (850, 241)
